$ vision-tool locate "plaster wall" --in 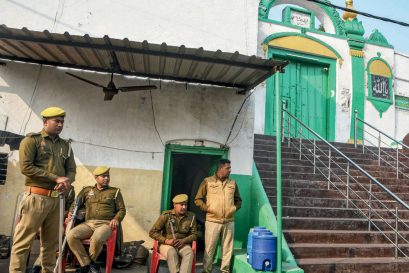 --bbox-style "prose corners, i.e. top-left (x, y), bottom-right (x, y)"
top-left (394, 53), bottom-right (409, 141)
top-left (0, 0), bottom-right (258, 55)
top-left (0, 60), bottom-right (255, 240)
